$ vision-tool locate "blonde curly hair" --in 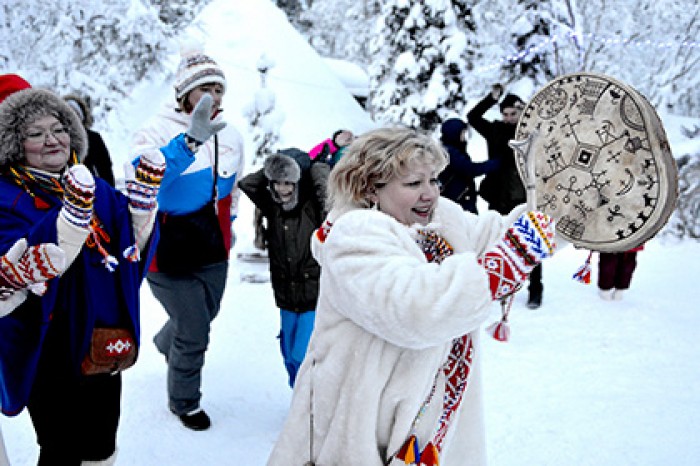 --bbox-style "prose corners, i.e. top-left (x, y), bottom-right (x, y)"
top-left (327, 126), bottom-right (448, 212)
